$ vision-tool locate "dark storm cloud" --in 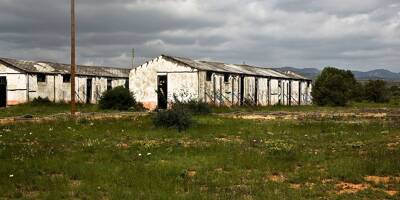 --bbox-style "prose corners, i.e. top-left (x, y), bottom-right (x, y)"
top-left (0, 0), bottom-right (399, 71)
